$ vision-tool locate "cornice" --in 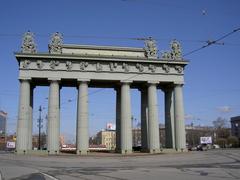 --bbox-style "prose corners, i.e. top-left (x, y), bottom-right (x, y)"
top-left (15, 52), bottom-right (189, 65)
